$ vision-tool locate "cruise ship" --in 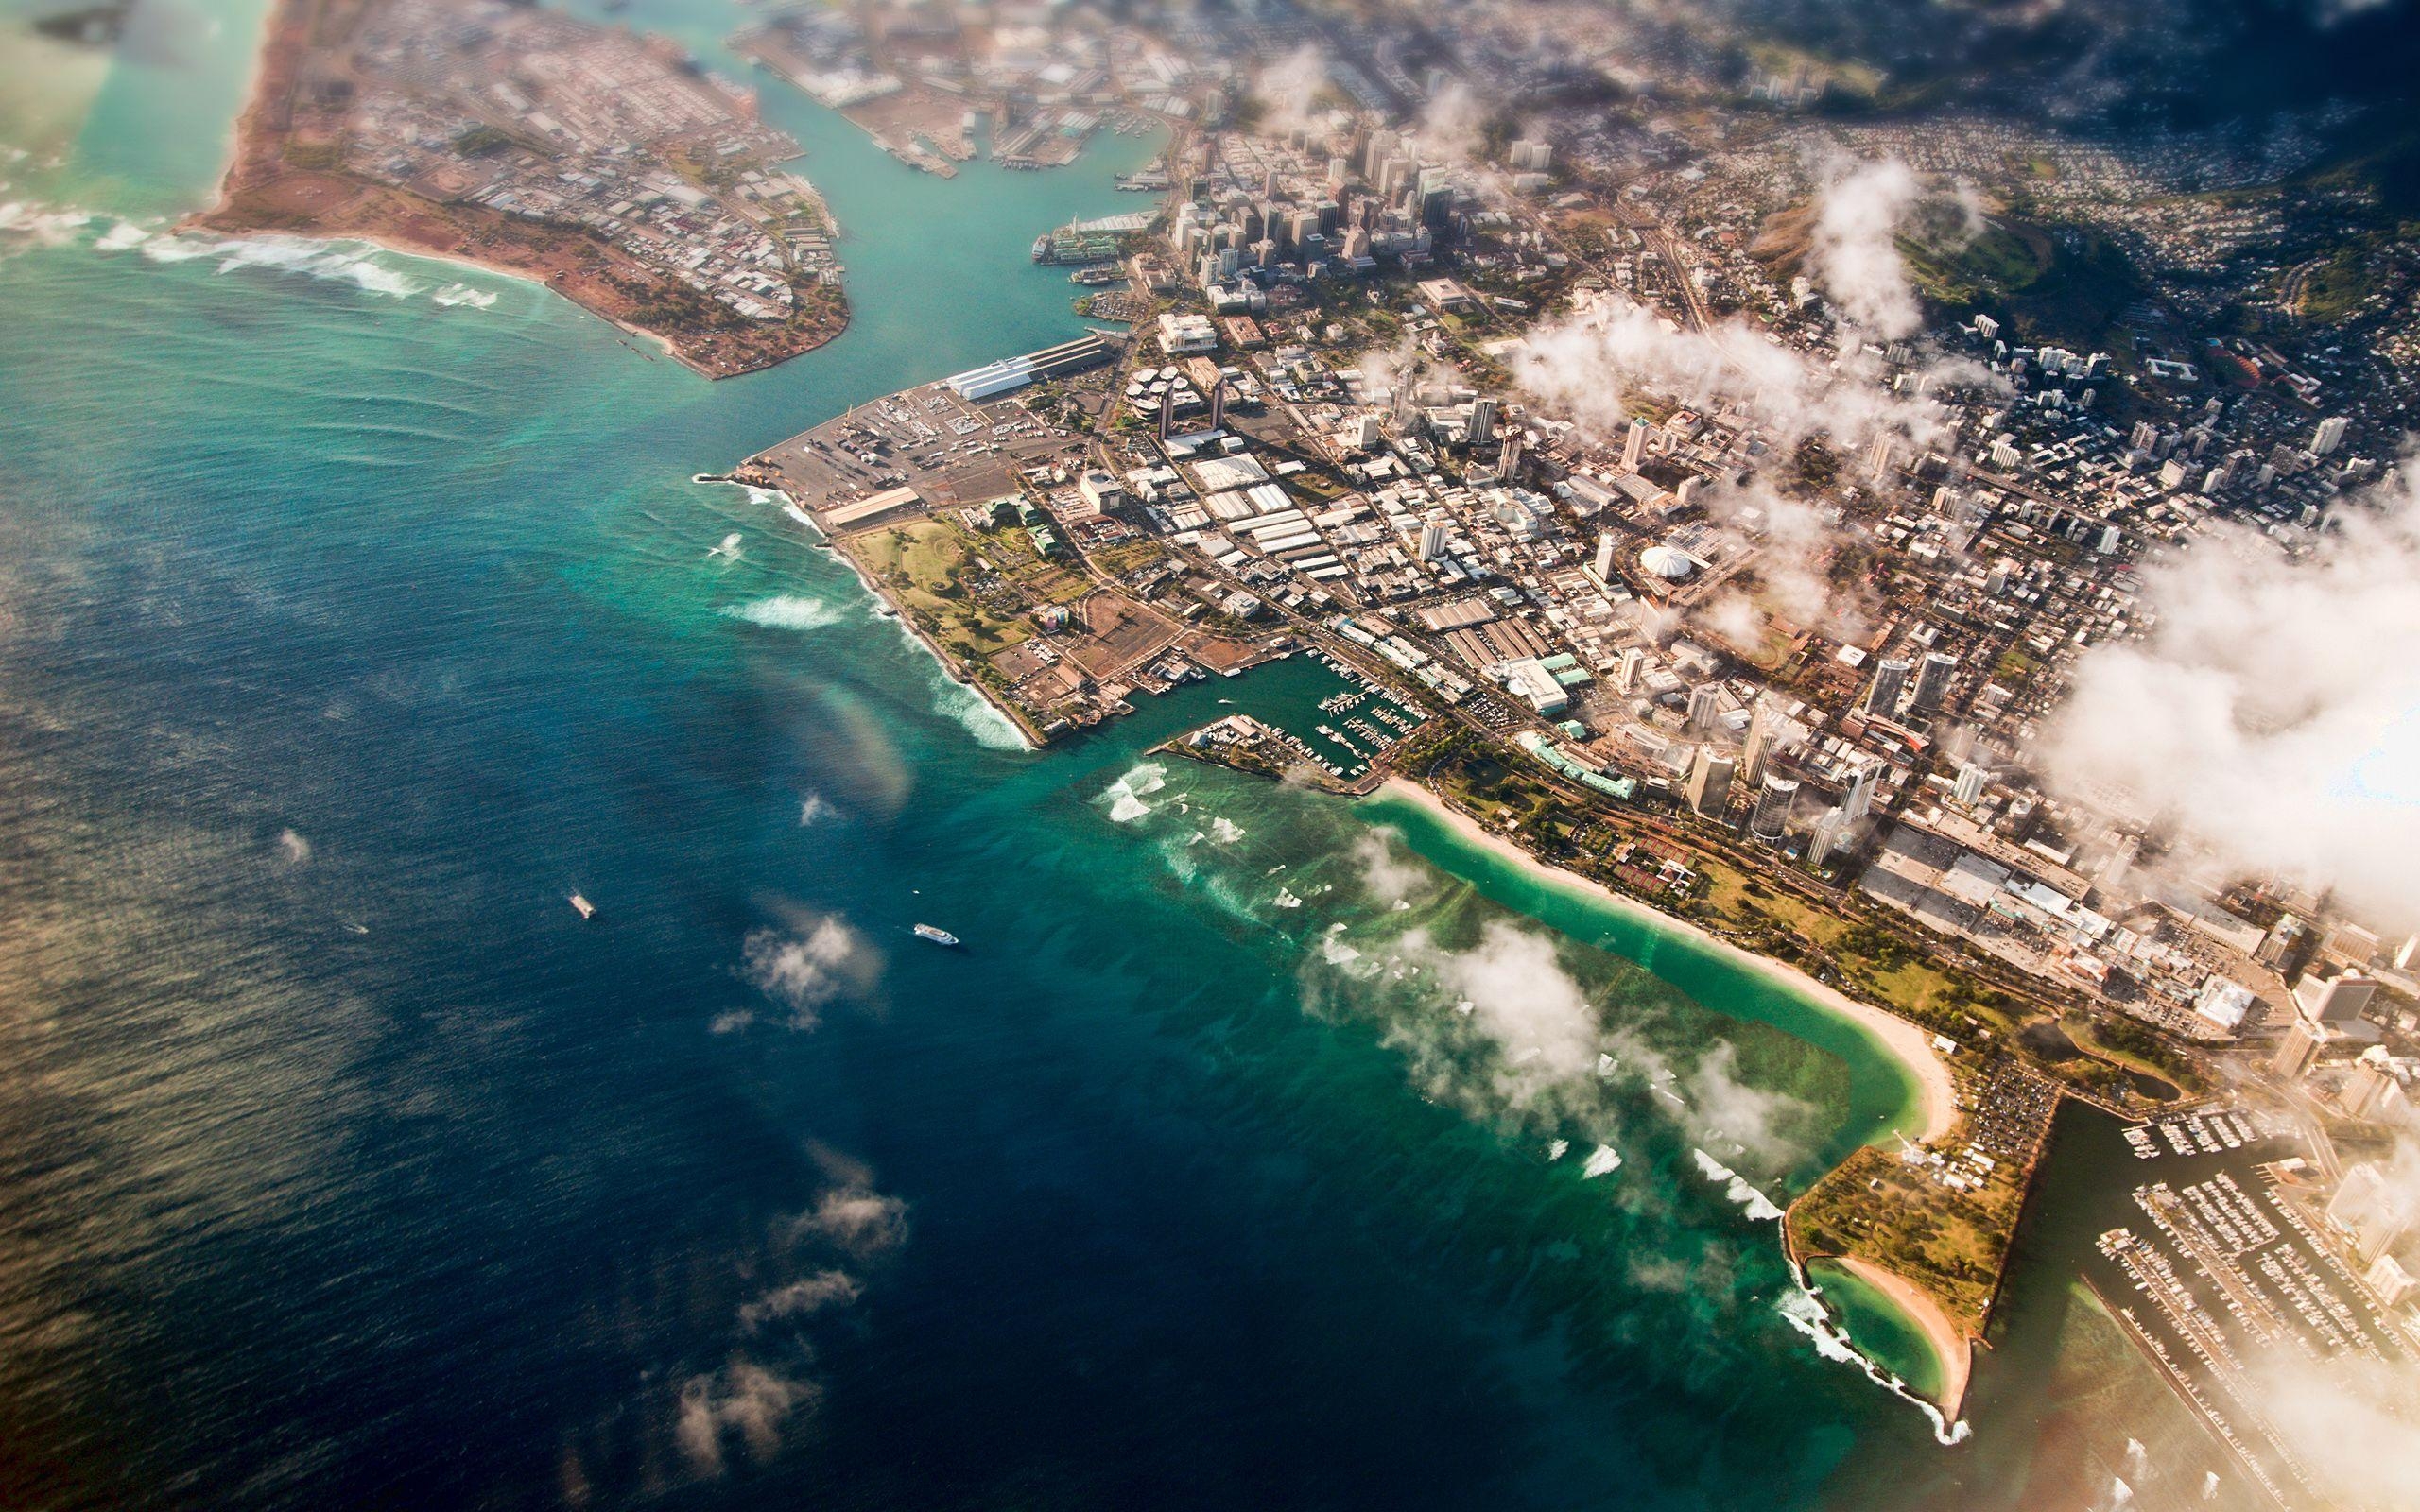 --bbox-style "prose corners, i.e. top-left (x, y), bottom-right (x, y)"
top-left (912, 923), bottom-right (959, 946)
